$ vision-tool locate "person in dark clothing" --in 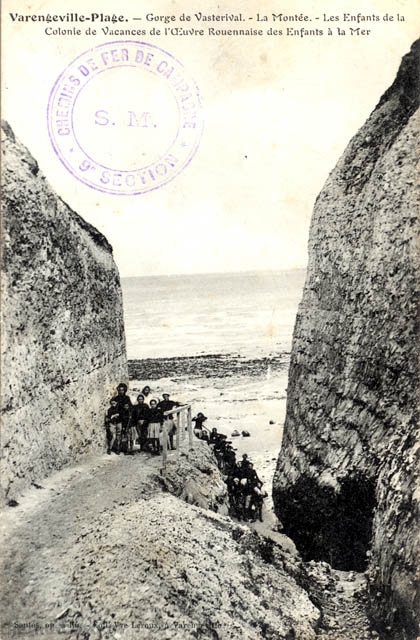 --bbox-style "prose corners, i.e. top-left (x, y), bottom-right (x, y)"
top-left (104, 398), bottom-right (121, 455)
top-left (234, 455), bottom-right (252, 478)
top-left (243, 462), bottom-right (262, 489)
top-left (213, 434), bottom-right (228, 470)
top-left (112, 383), bottom-right (133, 410)
top-left (157, 393), bottom-right (180, 415)
top-left (147, 399), bottom-right (163, 454)
top-left (132, 394), bottom-right (150, 451)
top-left (120, 400), bottom-right (133, 455)
top-left (241, 463), bottom-right (263, 520)
top-left (226, 475), bottom-right (242, 519)
top-left (239, 477), bottom-right (253, 521)
top-left (192, 412), bottom-right (207, 427)
top-left (192, 412), bottom-right (207, 429)
top-left (157, 394), bottom-right (180, 450)
top-left (209, 428), bottom-right (219, 445)
top-left (218, 439), bottom-right (266, 521)
top-left (224, 445), bottom-right (237, 475)
top-left (192, 412), bottom-right (210, 441)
